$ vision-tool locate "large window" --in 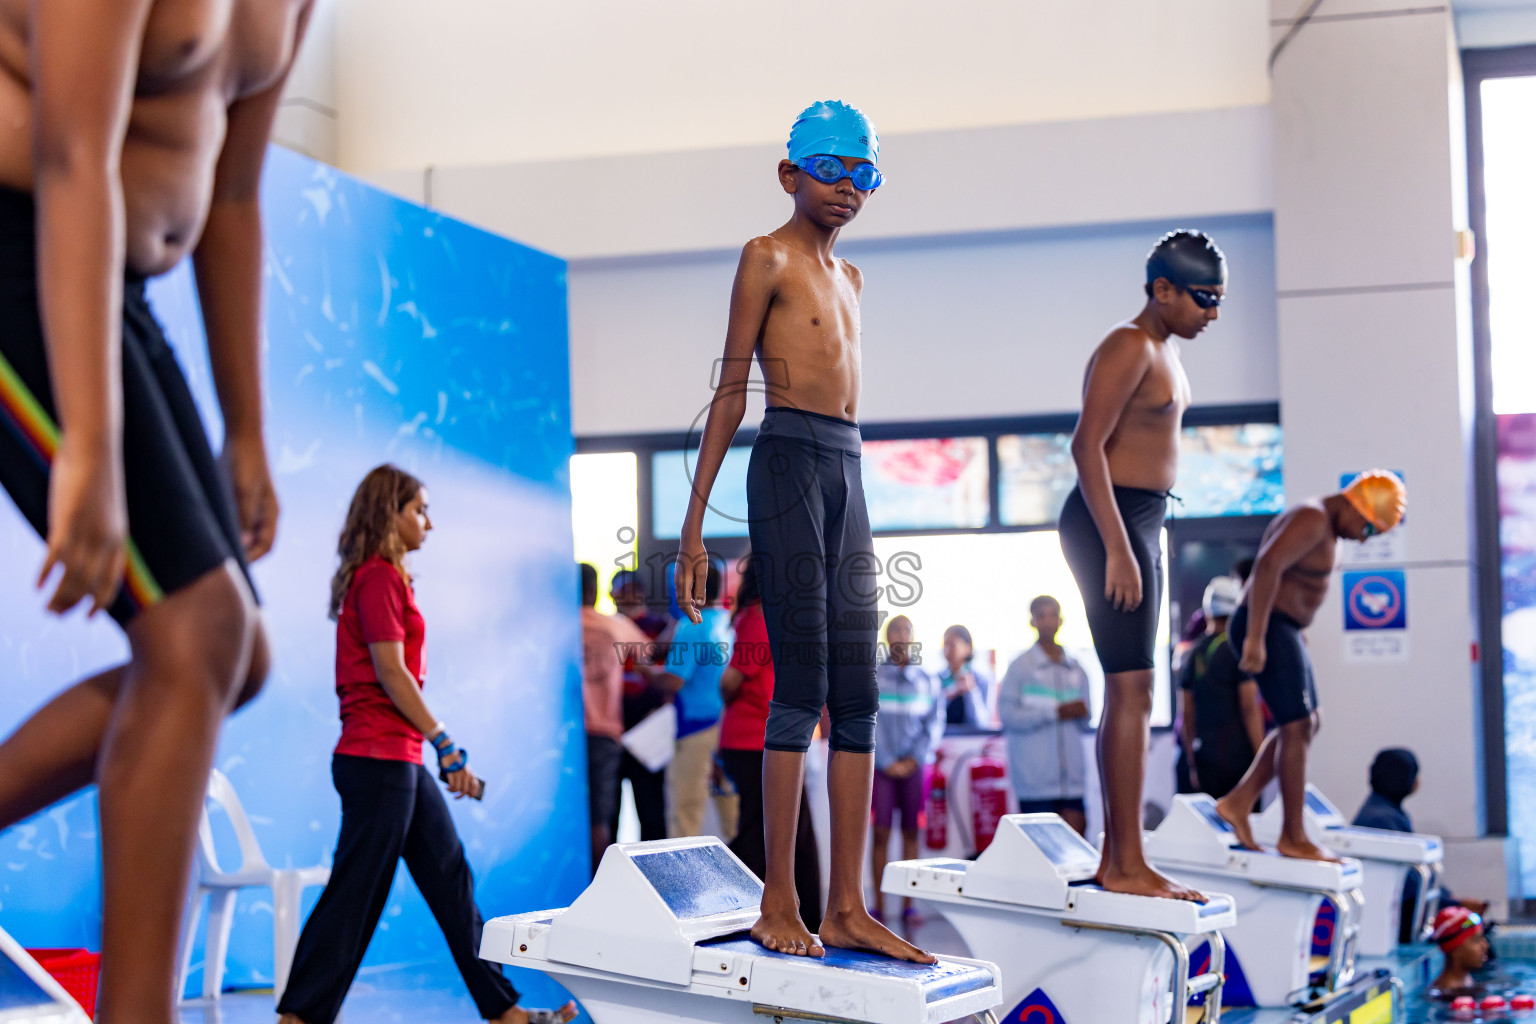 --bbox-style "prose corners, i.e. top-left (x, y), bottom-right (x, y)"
top-left (652, 447), bottom-right (750, 539)
top-left (1483, 75), bottom-right (1536, 415)
top-left (871, 531), bottom-right (1171, 727)
top-left (998, 433), bottom-right (1075, 527)
top-left (570, 452), bottom-right (638, 613)
top-left (863, 438), bottom-right (989, 531)
top-left (997, 423), bottom-right (1284, 527)
top-left (1468, 46), bottom-right (1536, 887)
top-left (574, 405), bottom-right (1279, 731)
top-left (1173, 423), bottom-right (1284, 519)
